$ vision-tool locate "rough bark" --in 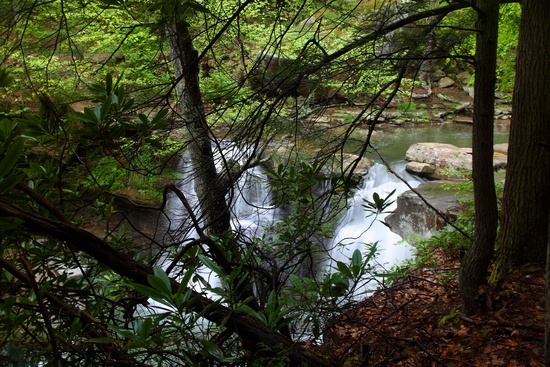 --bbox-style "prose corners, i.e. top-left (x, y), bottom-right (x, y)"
top-left (492, 0), bottom-right (550, 280)
top-left (0, 200), bottom-right (332, 367)
top-left (166, 15), bottom-right (231, 237)
top-left (459, 0), bottom-right (499, 315)
top-left (546, 213), bottom-right (550, 366)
